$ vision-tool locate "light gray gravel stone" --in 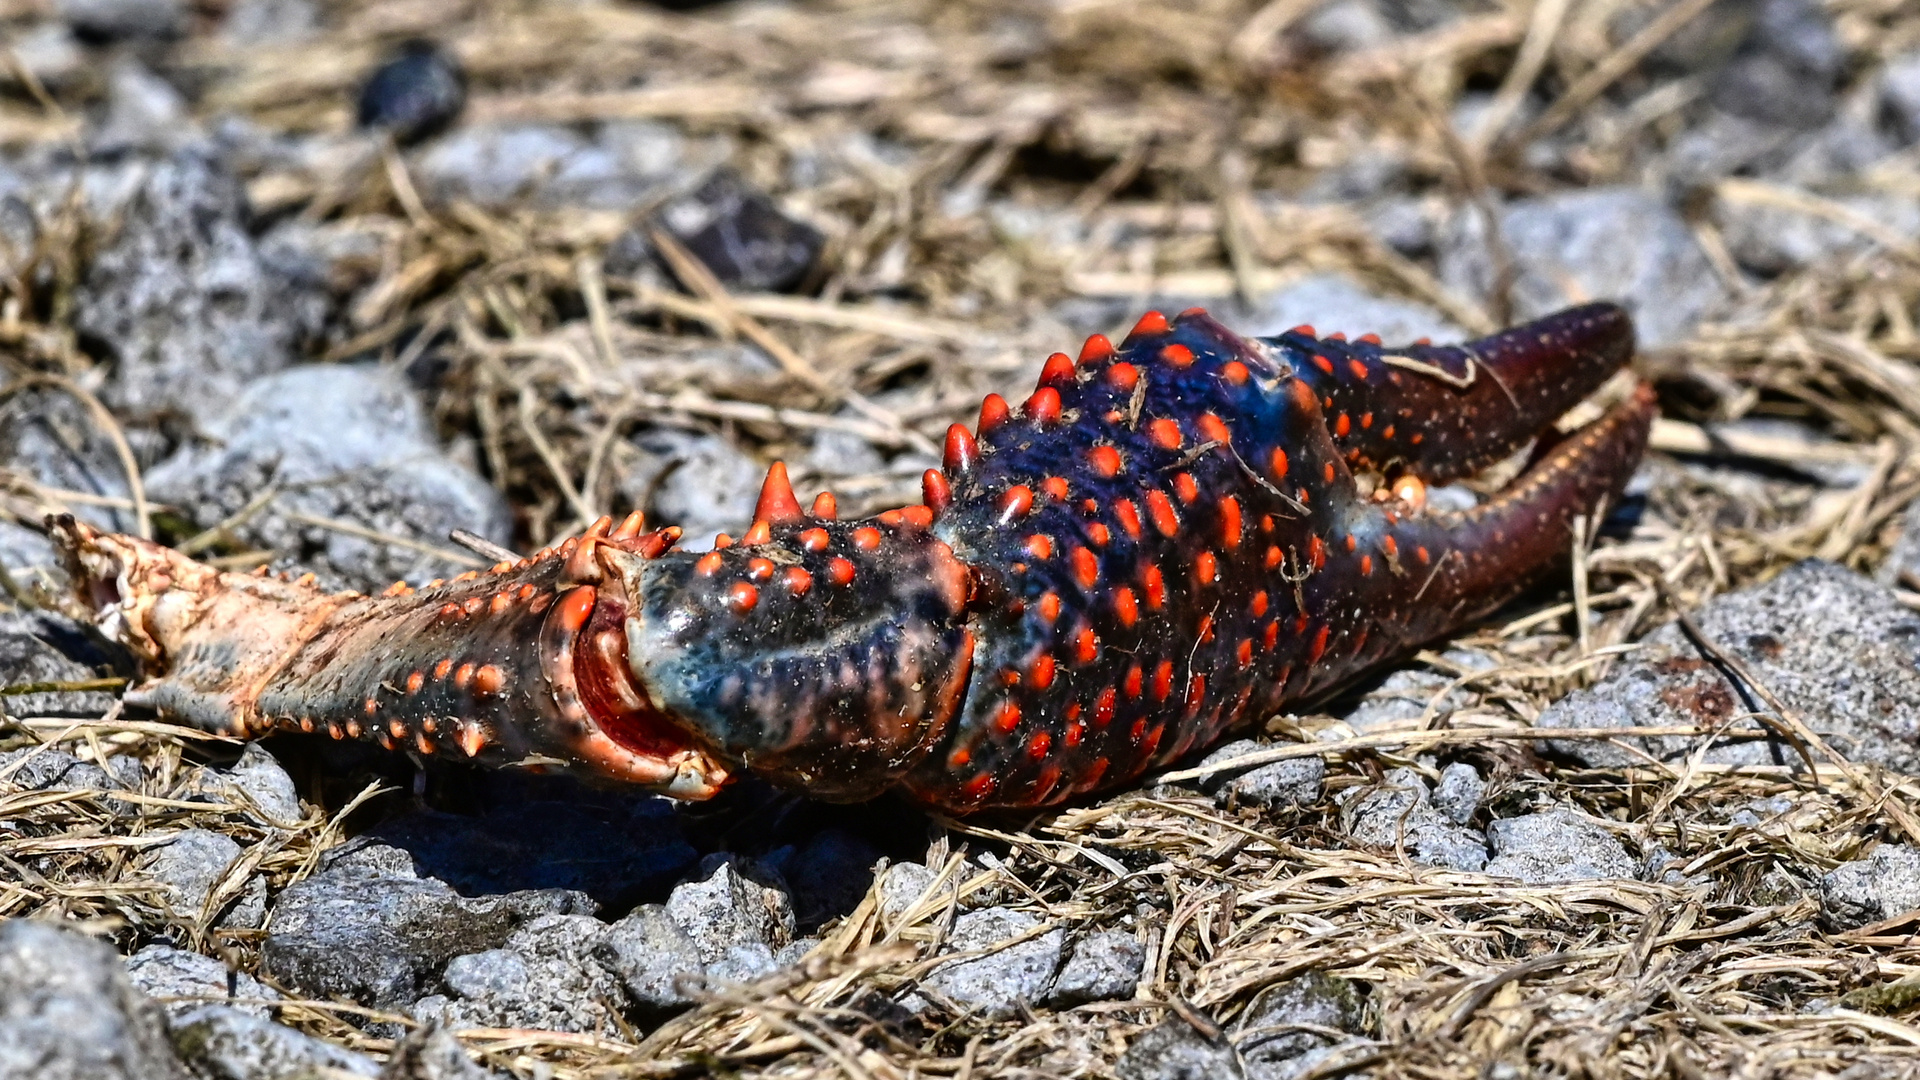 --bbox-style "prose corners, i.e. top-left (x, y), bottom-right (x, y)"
top-left (1340, 649), bottom-right (1496, 733)
top-left (0, 610), bottom-right (125, 722)
top-left (592, 903), bottom-right (704, 1013)
top-left (1439, 187), bottom-right (1727, 348)
top-left (414, 122), bottom-right (706, 210)
top-left (666, 857), bottom-right (795, 963)
top-left (1343, 767), bottom-right (1489, 872)
top-left (878, 862), bottom-right (950, 921)
top-left (1193, 740), bottom-right (1326, 809)
top-left (168, 1004), bottom-right (379, 1079)
top-left (705, 942), bottom-right (779, 984)
top-left (379, 1022), bottom-right (499, 1080)
top-left (76, 150), bottom-right (325, 417)
top-left (434, 915), bottom-right (626, 1035)
top-left (1716, 193), bottom-right (1920, 275)
top-left (1047, 931), bottom-right (1145, 1007)
top-left (0, 919), bottom-right (192, 1080)
top-left (188, 744), bottom-right (302, 826)
top-left (123, 945), bottom-right (279, 1019)
top-left (0, 747), bottom-right (115, 794)
top-left (263, 842), bottom-right (593, 1010)
top-left (920, 907), bottom-right (1066, 1020)
top-left (1822, 844), bottom-right (1920, 929)
top-left (1431, 763), bottom-right (1487, 826)
top-left (1117, 1018), bottom-right (1245, 1080)
top-left (141, 829), bottom-right (244, 921)
top-left (144, 364), bottom-right (512, 593)
top-left (1484, 808), bottom-right (1636, 884)
top-left (621, 429), bottom-right (765, 551)
top-left (1886, 51), bottom-right (1920, 144)
top-left (1540, 560), bottom-right (1920, 773)
top-left (1234, 972), bottom-right (1369, 1078)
